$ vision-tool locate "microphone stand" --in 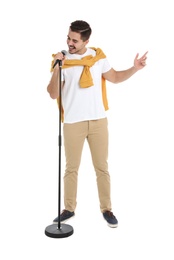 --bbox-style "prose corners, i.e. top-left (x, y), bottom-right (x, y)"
top-left (45, 60), bottom-right (74, 238)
